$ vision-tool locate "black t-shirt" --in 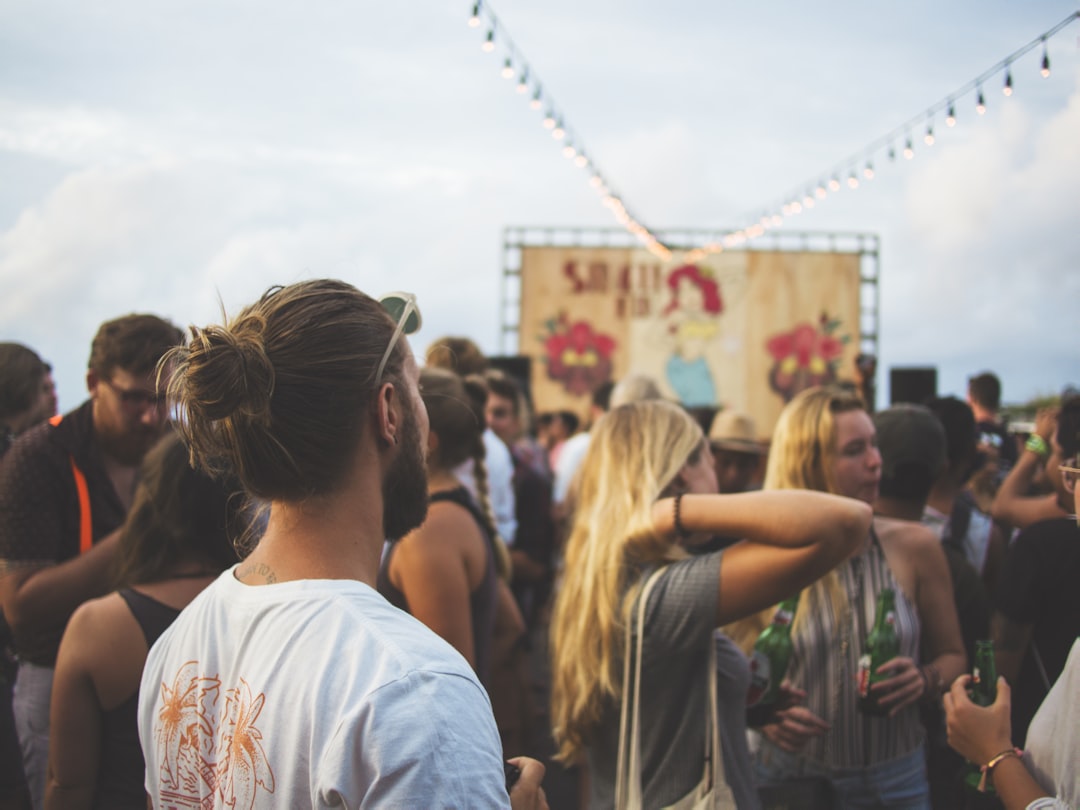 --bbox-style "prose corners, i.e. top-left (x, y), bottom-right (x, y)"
top-left (995, 517), bottom-right (1080, 746)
